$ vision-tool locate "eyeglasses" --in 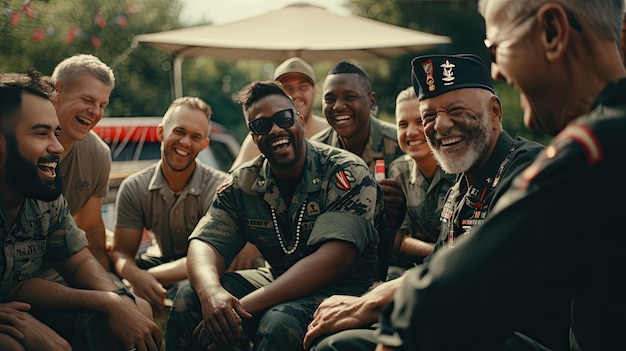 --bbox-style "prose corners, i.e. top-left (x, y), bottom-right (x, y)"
top-left (248, 108), bottom-right (297, 135)
top-left (484, 4), bottom-right (583, 64)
